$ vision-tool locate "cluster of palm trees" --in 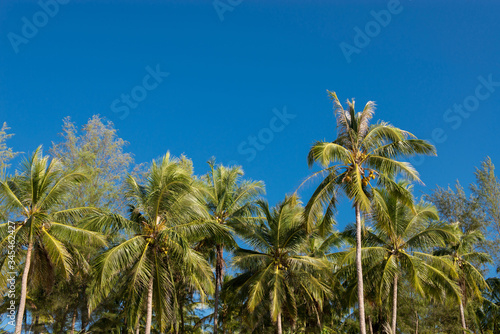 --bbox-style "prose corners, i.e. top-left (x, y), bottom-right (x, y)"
top-left (1, 92), bottom-right (499, 333)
